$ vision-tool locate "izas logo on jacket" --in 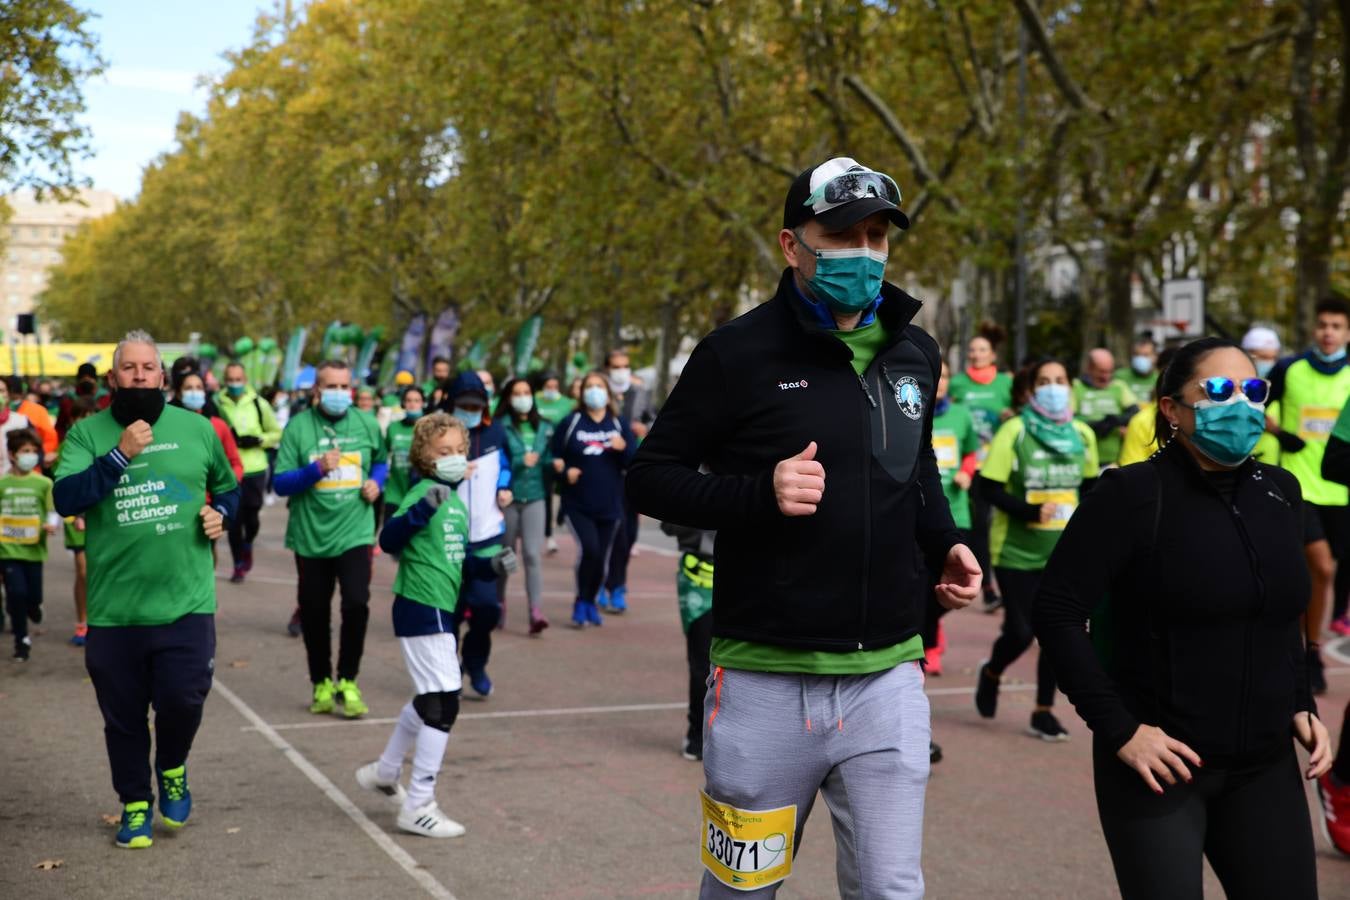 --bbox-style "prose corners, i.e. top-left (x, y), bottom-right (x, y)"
top-left (895, 376), bottom-right (923, 420)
